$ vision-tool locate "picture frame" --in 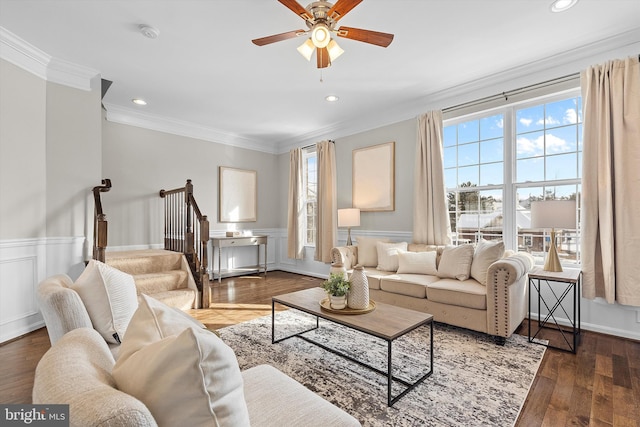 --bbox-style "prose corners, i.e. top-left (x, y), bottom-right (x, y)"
top-left (352, 141), bottom-right (395, 211)
top-left (218, 166), bottom-right (257, 222)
